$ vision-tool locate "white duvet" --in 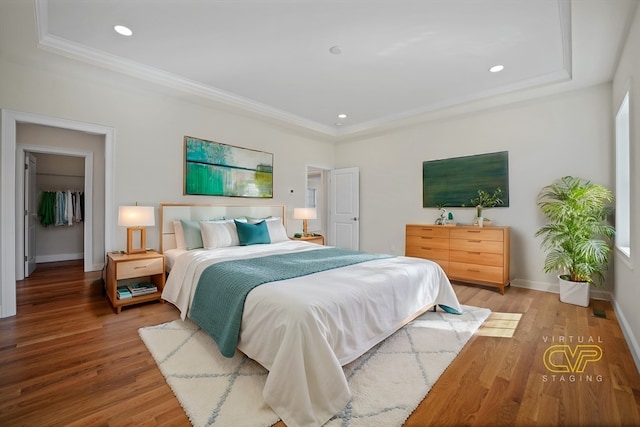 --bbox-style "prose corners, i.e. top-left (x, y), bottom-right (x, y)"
top-left (162, 240), bottom-right (462, 427)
